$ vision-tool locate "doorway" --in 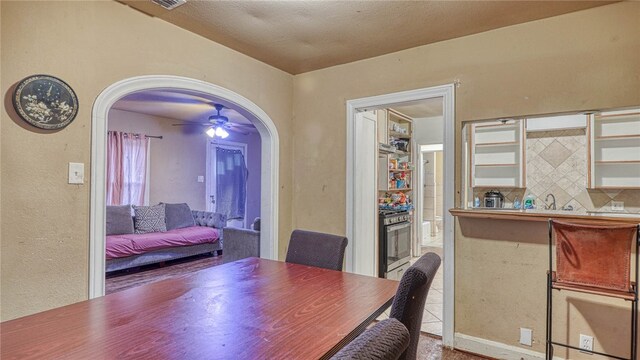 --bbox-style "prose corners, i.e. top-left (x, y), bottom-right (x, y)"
top-left (206, 140), bottom-right (249, 229)
top-left (345, 84), bottom-right (455, 346)
top-left (90, 75), bottom-right (280, 298)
